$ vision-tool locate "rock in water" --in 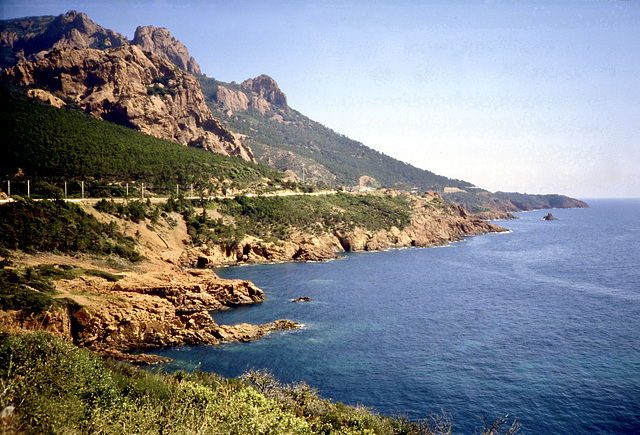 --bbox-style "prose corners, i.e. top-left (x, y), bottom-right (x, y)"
top-left (542, 213), bottom-right (558, 220)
